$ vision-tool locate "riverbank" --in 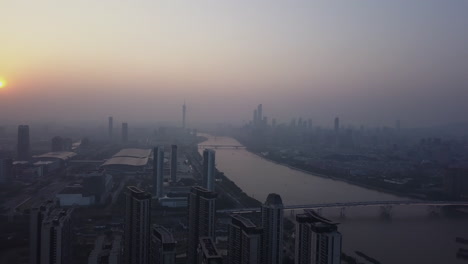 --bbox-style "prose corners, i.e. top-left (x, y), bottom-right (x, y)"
top-left (250, 150), bottom-right (422, 200)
